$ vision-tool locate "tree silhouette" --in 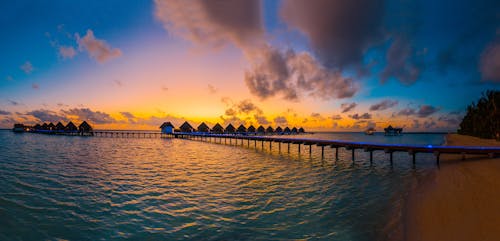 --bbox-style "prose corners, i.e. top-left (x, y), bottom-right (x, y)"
top-left (458, 90), bottom-right (500, 140)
